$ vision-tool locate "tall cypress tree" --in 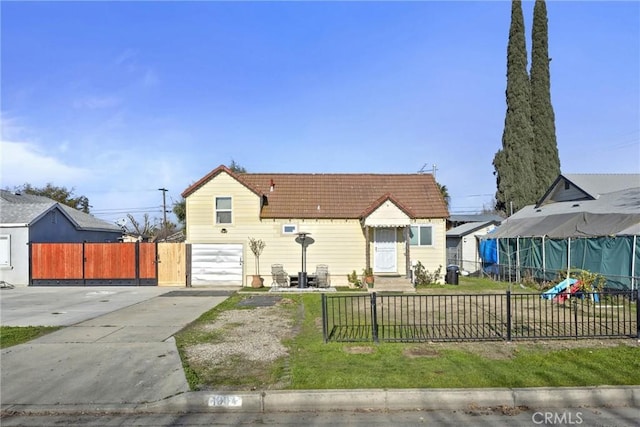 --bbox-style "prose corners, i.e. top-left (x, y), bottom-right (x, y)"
top-left (531, 0), bottom-right (560, 199)
top-left (493, 0), bottom-right (536, 214)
